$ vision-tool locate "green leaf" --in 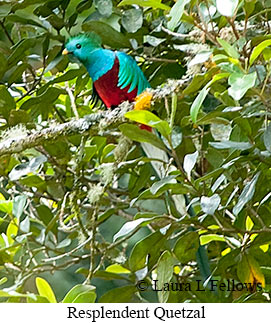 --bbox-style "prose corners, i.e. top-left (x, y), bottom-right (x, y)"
top-left (0, 3), bottom-right (11, 18)
top-left (150, 175), bottom-right (177, 195)
top-left (263, 48), bottom-right (271, 61)
top-left (0, 52), bottom-right (8, 80)
top-left (171, 126), bottom-right (182, 148)
top-left (73, 291), bottom-right (97, 303)
top-left (113, 217), bottom-right (152, 242)
top-left (45, 54), bottom-right (67, 73)
top-left (173, 232), bottom-right (199, 263)
top-left (33, 4), bottom-right (52, 18)
top-left (247, 255), bottom-right (265, 287)
top-left (39, 68), bottom-right (84, 94)
top-left (97, 209), bottom-right (115, 224)
top-left (118, 0), bottom-right (170, 10)
top-left (129, 231), bottom-right (166, 271)
top-left (36, 205), bottom-right (54, 227)
top-left (9, 155), bottom-right (47, 181)
top-left (106, 264), bottom-right (131, 274)
top-left (99, 285), bottom-right (136, 303)
top-left (217, 38), bottom-right (240, 59)
top-left (245, 216), bottom-right (254, 231)
top-left (56, 238), bottom-right (71, 249)
top-left (76, 0), bottom-right (93, 13)
top-left (0, 85), bottom-right (16, 119)
top-left (12, 195), bottom-right (27, 219)
top-left (20, 87), bottom-right (65, 111)
top-left (188, 51), bottom-right (213, 68)
top-left (263, 124), bottom-right (271, 152)
top-left (47, 181), bottom-right (64, 199)
top-left (0, 200), bottom-right (13, 214)
top-left (244, 0), bottom-right (256, 17)
top-left (167, 0), bottom-right (190, 31)
top-left (200, 234), bottom-right (225, 245)
top-left (27, 295), bottom-right (50, 303)
top-left (135, 182), bottom-right (194, 200)
top-left (125, 110), bottom-right (171, 138)
top-left (233, 172), bottom-right (260, 216)
top-left (20, 175), bottom-right (45, 188)
top-left (216, 0), bottom-right (238, 17)
top-left (237, 254), bottom-right (265, 287)
top-left (46, 14), bottom-right (65, 30)
top-left (209, 141), bottom-right (252, 150)
top-left (8, 109), bottom-right (30, 126)
top-left (0, 277), bottom-right (7, 286)
top-left (94, 0), bottom-right (112, 17)
top-left (234, 116), bottom-right (252, 137)
top-left (122, 8), bottom-right (143, 33)
top-left (195, 168), bottom-right (224, 187)
top-left (8, 38), bottom-right (36, 67)
top-left (62, 284), bottom-right (96, 303)
top-left (253, 233), bottom-right (271, 247)
top-left (82, 21), bottom-right (130, 48)
top-left (249, 39), bottom-right (271, 66)
top-left (200, 194), bottom-right (221, 215)
top-left (6, 14), bottom-right (45, 28)
top-left (156, 250), bottom-right (174, 303)
top-left (43, 140), bottom-right (70, 159)
top-left (8, 63), bottom-right (31, 86)
top-left (190, 85), bottom-right (210, 123)
top-left (228, 72), bottom-right (257, 100)
top-left (119, 124), bottom-right (166, 150)
top-left (183, 151), bottom-right (198, 181)
top-left (20, 215), bottom-right (30, 233)
top-left (212, 54), bottom-right (230, 63)
top-left (0, 290), bottom-right (36, 300)
top-left (35, 277), bottom-right (57, 303)
top-left (93, 270), bottom-right (130, 281)
top-left (6, 218), bottom-right (18, 245)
